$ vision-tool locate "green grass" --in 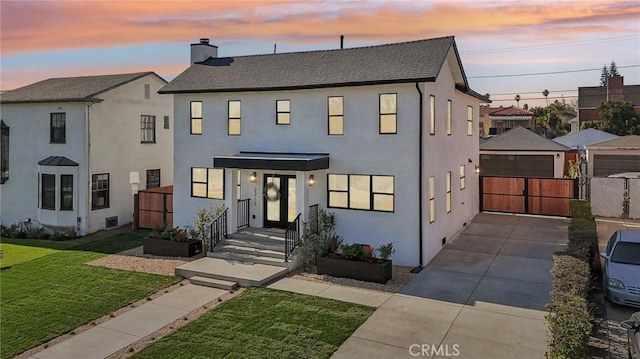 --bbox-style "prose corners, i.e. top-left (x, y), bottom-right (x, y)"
top-left (133, 287), bottom-right (375, 359)
top-left (0, 243), bottom-right (59, 268)
top-left (0, 229), bottom-right (181, 359)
